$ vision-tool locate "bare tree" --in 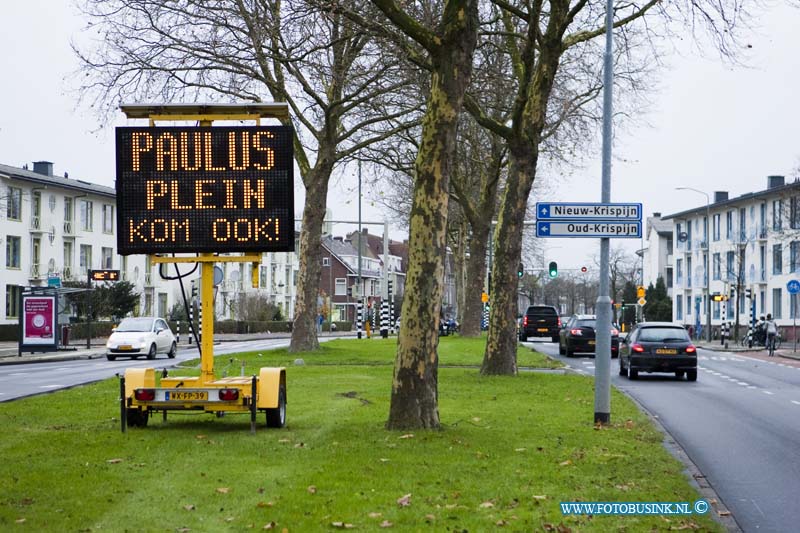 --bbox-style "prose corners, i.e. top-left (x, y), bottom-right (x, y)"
top-left (72, 0), bottom-right (418, 352)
